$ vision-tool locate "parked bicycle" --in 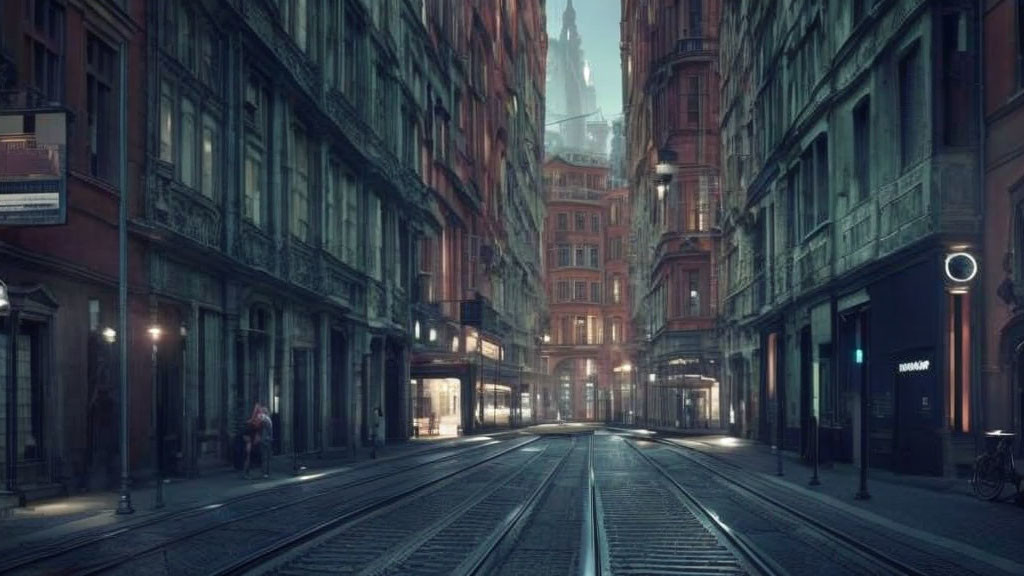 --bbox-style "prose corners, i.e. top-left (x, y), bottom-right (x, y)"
top-left (972, 431), bottom-right (1021, 501)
